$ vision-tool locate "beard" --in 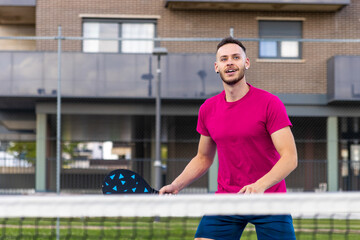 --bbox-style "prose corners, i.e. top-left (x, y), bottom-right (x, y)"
top-left (220, 67), bottom-right (245, 86)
